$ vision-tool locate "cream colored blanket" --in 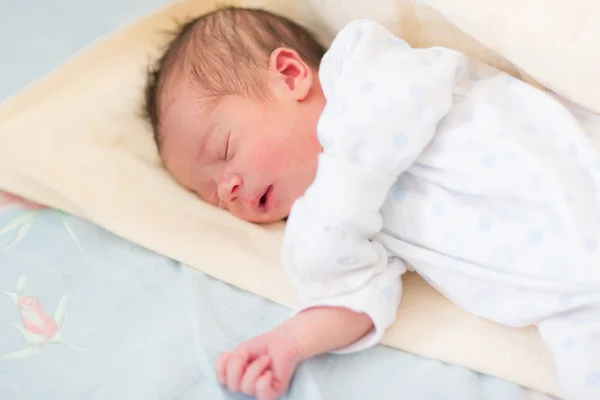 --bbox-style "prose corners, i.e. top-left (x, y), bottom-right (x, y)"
top-left (2, 0), bottom-right (599, 398)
